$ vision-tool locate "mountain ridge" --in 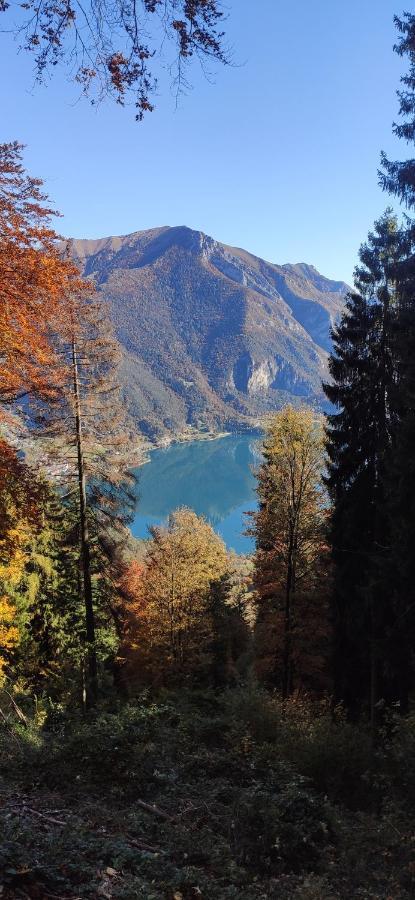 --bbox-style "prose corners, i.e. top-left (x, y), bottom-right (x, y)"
top-left (70, 226), bottom-right (349, 440)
